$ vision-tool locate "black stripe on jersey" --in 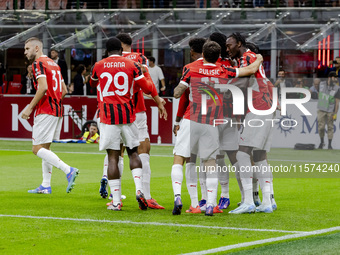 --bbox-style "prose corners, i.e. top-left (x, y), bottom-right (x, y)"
top-left (225, 67), bottom-right (236, 78)
top-left (129, 100), bottom-right (134, 115)
top-left (181, 67), bottom-right (190, 81)
top-left (124, 103), bottom-right (130, 124)
top-left (109, 104), bottom-right (115, 124)
top-left (53, 98), bottom-right (59, 117)
top-left (104, 103), bottom-right (108, 119)
top-left (134, 92), bottom-right (139, 108)
top-left (33, 62), bottom-right (38, 79)
top-left (214, 105), bottom-right (220, 120)
top-left (193, 102), bottom-right (198, 115)
top-left (117, 104), bottom-right (123, 124)
top-left (206, 107), bottom-right (212, 124)
top-left (197, 110), bottom-right (202, 123)
top-left (59, 100), bottom-right (62, 116)
top-left (246, 56), bottom-right (251, 66)
top-left (133, 62), bottom-right (143, 77)
top-left (49, 97), bottom-right (54, 112)
top-left (140, 55), bottom-right (147, 65)
top-left (39, 61), bottom-right (45, 75)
